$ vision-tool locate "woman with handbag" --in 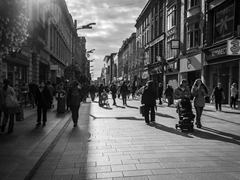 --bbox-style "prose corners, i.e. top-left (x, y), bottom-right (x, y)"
top-left (2, 79), bottom-right (19, 133)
